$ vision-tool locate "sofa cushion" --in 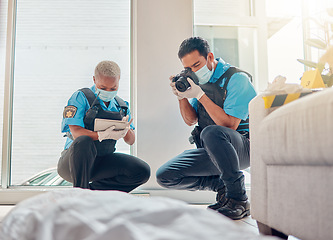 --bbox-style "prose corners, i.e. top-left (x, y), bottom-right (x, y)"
top-left (259, 87), bottom-right (333, 166)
